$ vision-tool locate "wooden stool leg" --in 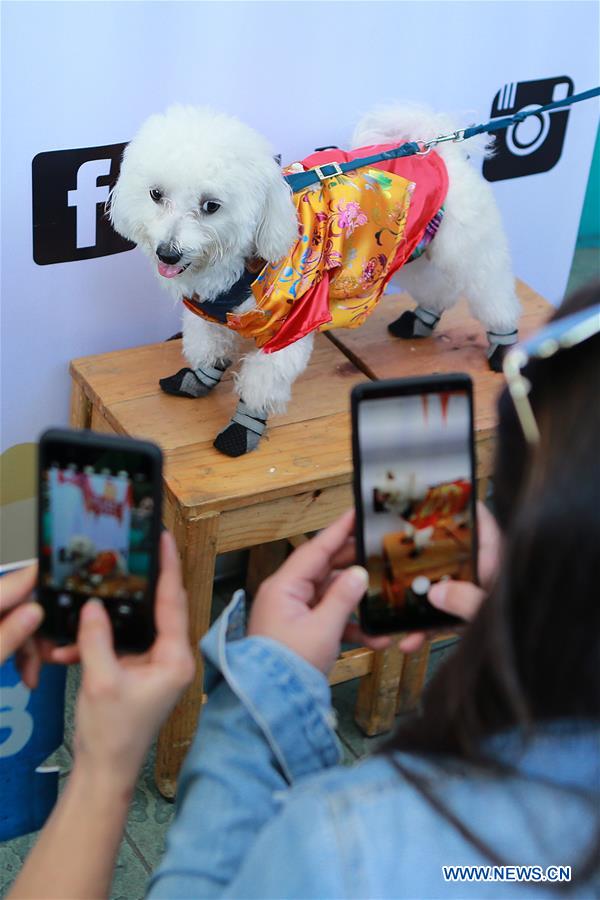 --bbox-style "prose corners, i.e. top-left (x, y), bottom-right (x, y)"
top-left (69, 380), bottom-right (91, 429)
top-left (155, 512), bottom-right (219, 799)
top-left (246, 539), bottom-right (289, 597)
top-left (354, 645), bottom-right (405, 736)
top-left (396, 640), bottom-right (431, 714)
